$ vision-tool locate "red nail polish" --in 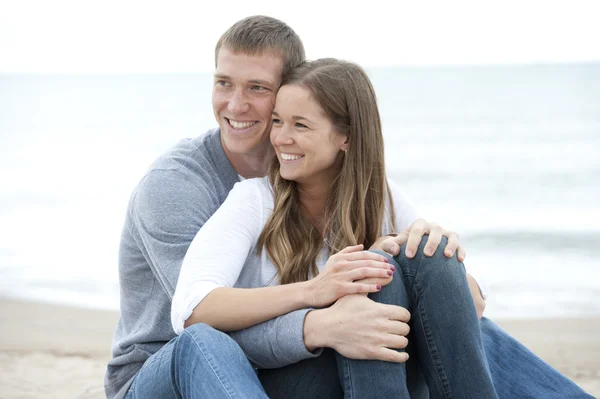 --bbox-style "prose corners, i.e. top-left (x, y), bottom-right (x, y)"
top-left (390, 266), bottom-right (396, 272)
top-left (376, 285), bottom-right (382, 290)
top-left (387, 270), bottom-right (393, 276)
top-left (383, 258), bottom-right (389, 263)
